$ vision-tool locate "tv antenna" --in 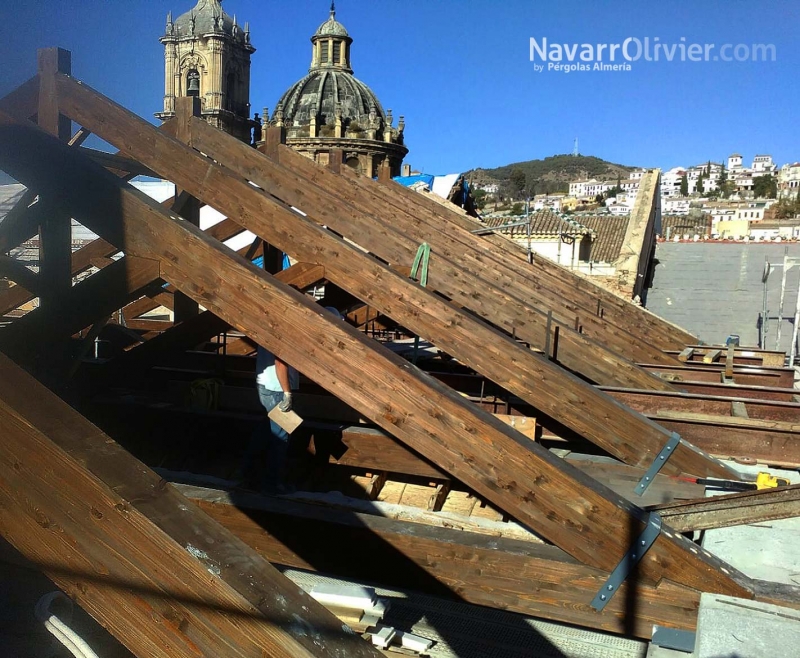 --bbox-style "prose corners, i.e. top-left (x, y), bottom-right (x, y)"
top-left (572, 137), bottom-right (579, 157)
